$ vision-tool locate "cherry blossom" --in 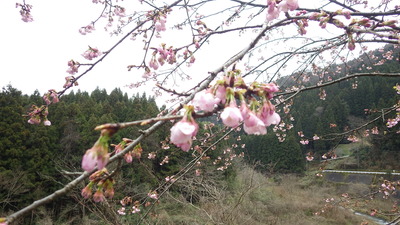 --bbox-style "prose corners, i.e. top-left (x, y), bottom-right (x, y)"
top-left (82, 47), bottom-right (102, 60)
top-left (93, 189), bottom-right (105, 202)
top-left (214, 85), bottom-right (227, 104)
top-left (221, 102), bottom-right (243, 128)
top-left (63, 76), bottom-right (78, 88)
top-left (148, 191), bottom-right (158, 200)
top-left (266, 1), bottom-right (280, 21)
top-left (43, 120), bottom-right (51, 126)
top-left (278, 0), bottom-right (299, 12)
top-left (79, 24), bottom-right (95, 35)
top-left (81, 149), bottom-right (98, 171)
top-left (132, 205), bottom-right (141, 213)
top-left (192, 90), bottom-right (219, 112)
top-left (300, 139), bottom-right (309, 145)
top-left (81, 184), bottom-right (93, 199)
top-left (170, 106), bottom-right (198, 151)
top-left (81, 131), bottom-right (112, 171)
top-left (114, 6), bottom-right (126, 17)
top-left (258, 100), bottom-right (281, 126)
top-left (170, 120), bottom-right (198, 151)
top-left (149, 57), bottom-right (159, 70)
top-left (241, 102), bottom-right (266, 135)
top-left (104, 184), bottom-right (115, 199)
top-left (154, 15), bottom-right (167, 32)
top-left (67, 60), bottom-right (79, 74)
top-left (148, 152), bottom-right (156, 159)
top-left (16, 3), bottom-right (33, 22)
top-left (117, 207), bottom-right (126, 215)
top-left (43, 89), bottom-right (59, 105)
